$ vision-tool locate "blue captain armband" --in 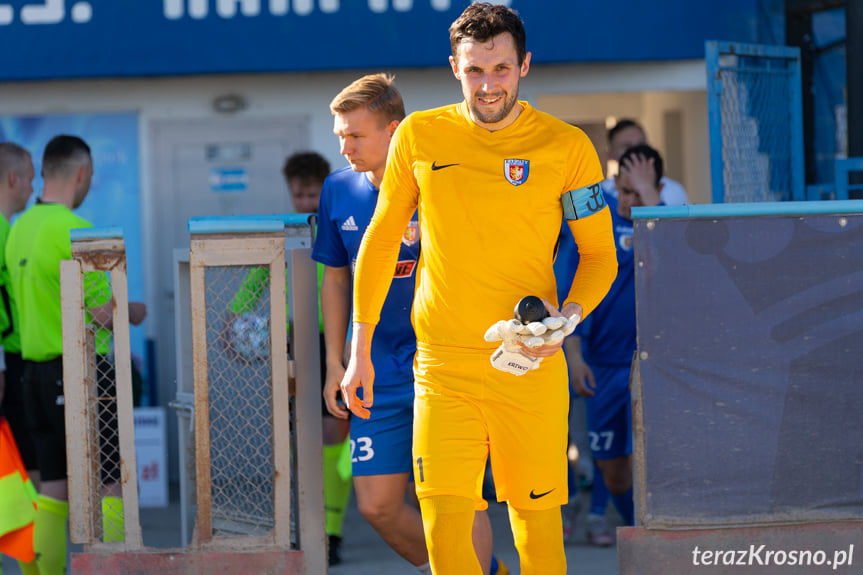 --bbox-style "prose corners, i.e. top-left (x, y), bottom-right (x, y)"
top-left (562, 182), bottom-right (605, 220)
